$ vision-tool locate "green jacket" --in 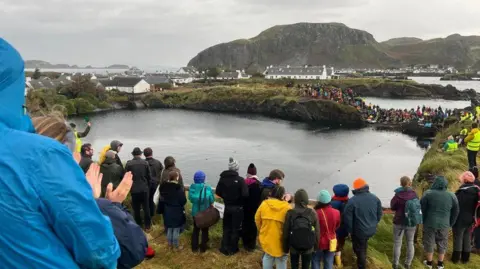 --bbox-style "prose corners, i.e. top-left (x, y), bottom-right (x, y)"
top-left (420, 176), bottom-right (459, 229)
